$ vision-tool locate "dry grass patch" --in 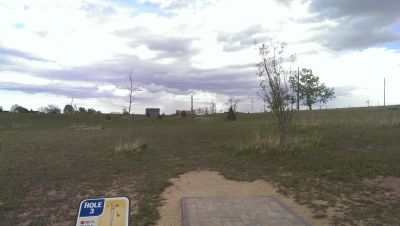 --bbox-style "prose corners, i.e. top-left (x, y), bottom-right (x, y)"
top-left (238, 131), bottom-right (321, 156)
top-left (114, 139), bottom-right (148, 154)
